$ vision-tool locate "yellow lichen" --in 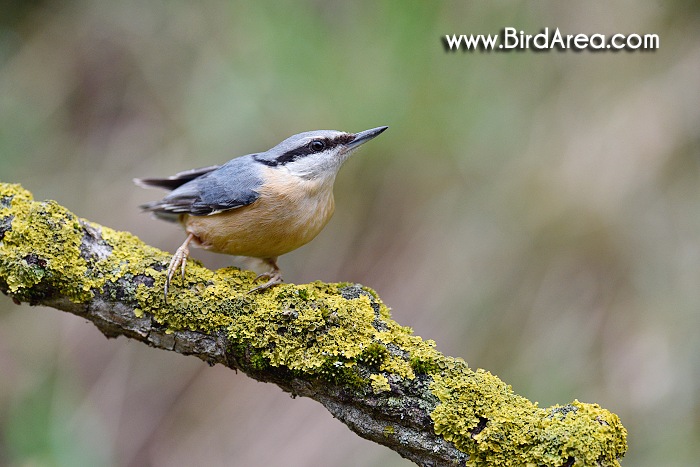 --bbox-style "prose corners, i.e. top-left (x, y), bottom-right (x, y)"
top-left (1, 186), bottom-right (89, 299)
top-left (370, 374), bottom-right (391, 394)
top-left (430, 368), bottom-right (627, 466)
